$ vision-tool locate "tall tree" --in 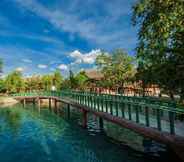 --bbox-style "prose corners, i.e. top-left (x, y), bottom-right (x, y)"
top-left (52, 70), bottom-right (63, 90)
top-left (68, 70), bottom-right (78, 89)
top-left (132, 0), bottom-right (184, 100)
top-left (5, 71), bottom-right (25, 93)
top-left (74, 71), bottom-right (88, 90)
top-left (41, 74), bottom-right (53, 91)
top-left (96, 49), bottom-right (135, 92)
